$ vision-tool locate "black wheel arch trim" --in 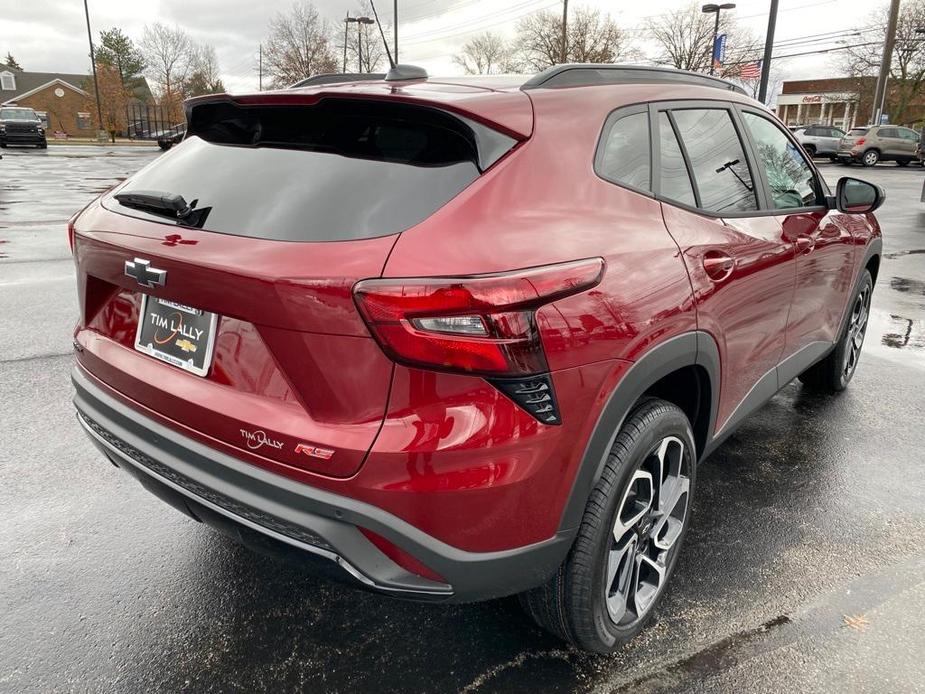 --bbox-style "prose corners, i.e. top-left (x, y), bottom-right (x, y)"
top-left (557, 330), bottom-right (719, 533)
